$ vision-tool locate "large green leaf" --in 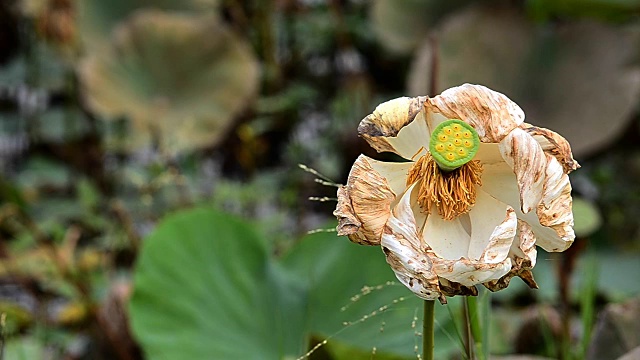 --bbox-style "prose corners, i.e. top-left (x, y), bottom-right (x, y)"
top-left (281, 232), bottom-right (460, 358)
top-left (130, 208), bottom-right (307, 359)
top-left (130, 208), bottom-right (461, 360)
